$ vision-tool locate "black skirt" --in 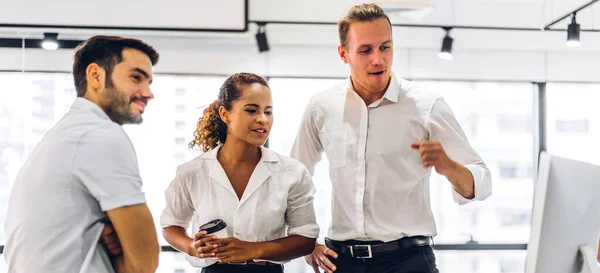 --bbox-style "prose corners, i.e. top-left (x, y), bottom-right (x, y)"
top-left (201, 263), bottom-right (284, 273)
